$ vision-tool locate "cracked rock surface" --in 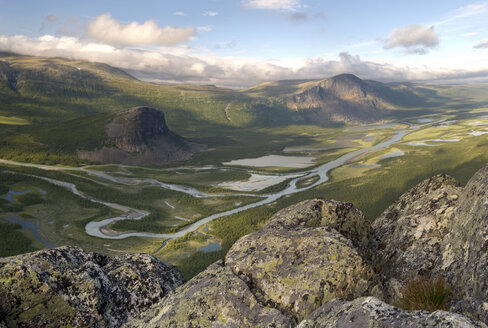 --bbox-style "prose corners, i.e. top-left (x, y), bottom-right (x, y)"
top-left (226, 199), bottom-right (379, 321)
top-left (124, 261), bottom-right (293, 328)
top-left (372, 174), bottom-right (461, 300)
top-left (436, 164), bottom-right (488, 300)
top-left (373, 174), bottom-right (461, 280)
top-left (297, 297), bottom-right (487, 328)
top-left (0, 246), bottom-right (184, 328)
